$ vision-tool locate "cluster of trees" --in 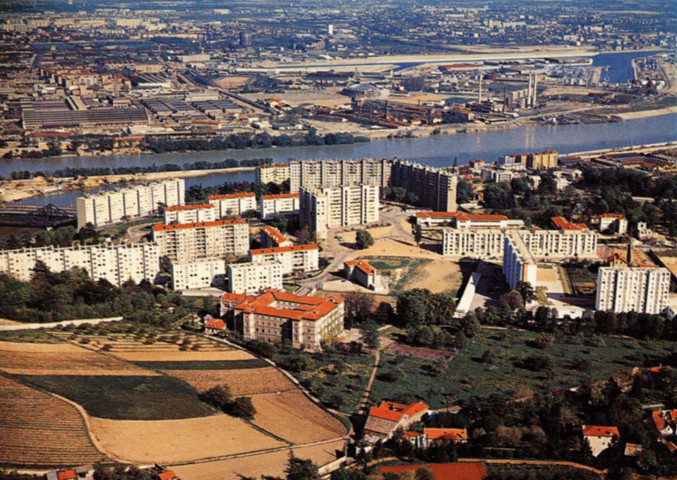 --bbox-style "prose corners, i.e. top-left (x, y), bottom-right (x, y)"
top-left (355, 230), bottom-right (374, 249)
top-left (145, 130), bottom-right (367, 154)
top-left (8, 158), bottom-right (273, 180)
top-left (0, 262), bottom-right (191, 324)
top-left (383, 186), bottom-right (420, 206)
top-left (197, 384), bottom-right (256, 418)
top-left (184, 179), bottom-right (290, 204)
top-left (395, 289), bottom-right (457, 327)
top-left (0, 224), bottom-right (101, 251)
